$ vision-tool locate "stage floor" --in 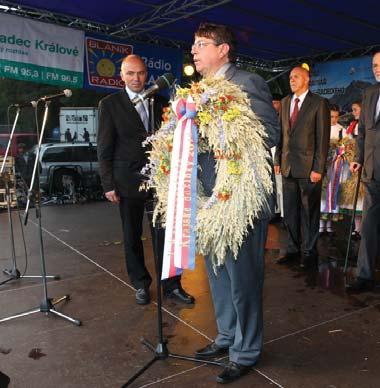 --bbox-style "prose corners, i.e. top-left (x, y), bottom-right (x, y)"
top-left (1, 202), bottom-right (380, 388)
